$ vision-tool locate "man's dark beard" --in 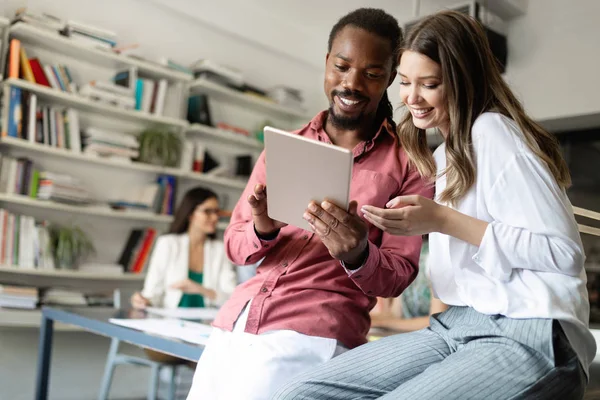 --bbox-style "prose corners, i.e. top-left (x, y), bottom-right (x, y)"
top-left (328, 104), bottom-right (365, 130)
top-left (328, 89), bottom-right (368, 130)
